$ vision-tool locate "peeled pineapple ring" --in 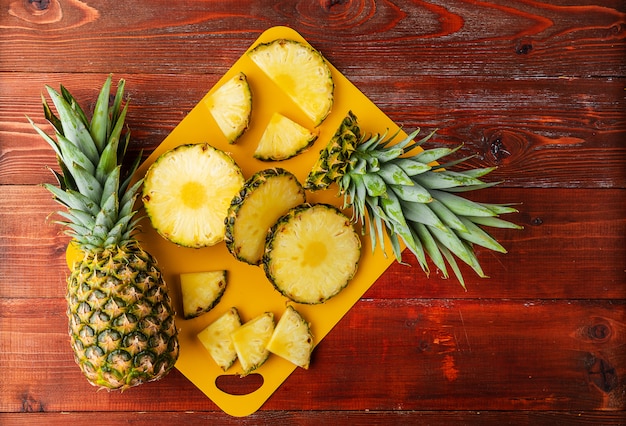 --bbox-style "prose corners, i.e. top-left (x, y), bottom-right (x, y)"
top-left (142, 143), bottom-right (245, 248)
top-left (263, 203), bottom-right (361, 304)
